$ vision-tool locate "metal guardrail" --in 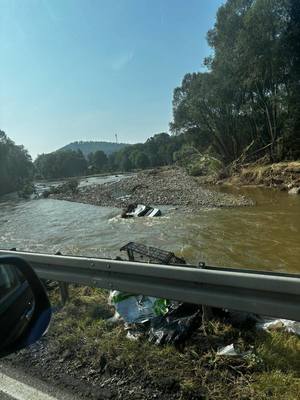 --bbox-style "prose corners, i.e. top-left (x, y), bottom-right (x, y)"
top-left (0, 249), bottom-right (299, 321)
